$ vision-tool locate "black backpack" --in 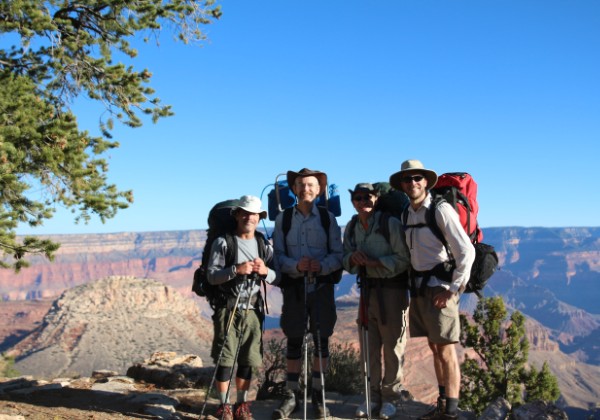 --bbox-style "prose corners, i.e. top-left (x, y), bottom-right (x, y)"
top-left (372, 181), bottom-right (409, 221)
top-left (192, 199), bottom-right (269, 309)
